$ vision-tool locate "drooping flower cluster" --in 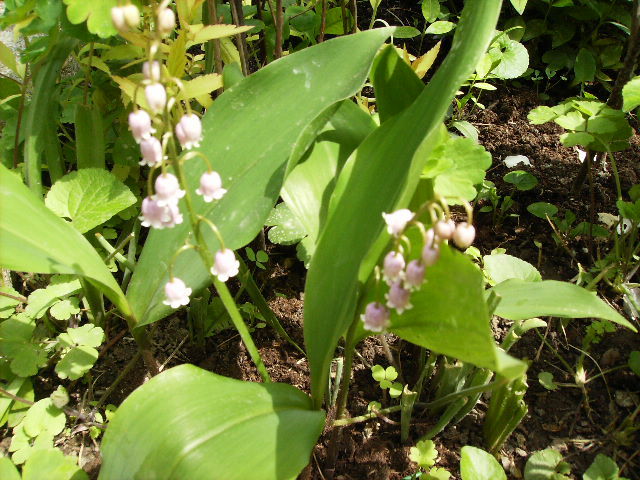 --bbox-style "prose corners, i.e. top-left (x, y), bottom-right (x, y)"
top-left (112, 4), bottom-right (235, 310)
top-left (361, 205), bottom-right (476, 333)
